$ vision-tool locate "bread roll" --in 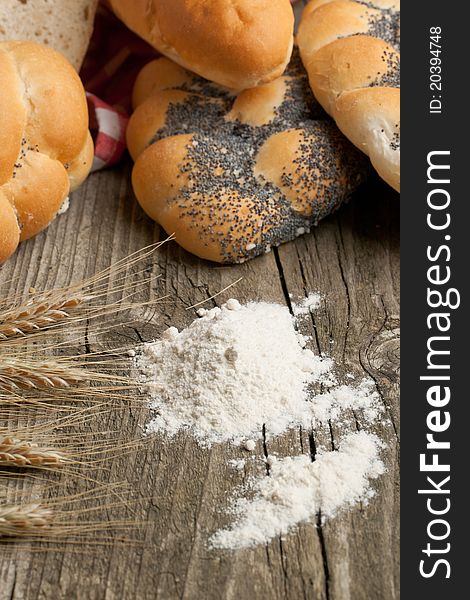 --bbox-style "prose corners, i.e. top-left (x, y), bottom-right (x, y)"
top-left (109, 0), bottom-right (294, 89)
top-left (0, 41), bottom-right (93, 263)
top-left (0, 0), bottom-right (98, 71)
top-left (297, 0), bottom-right (400, 191)
top-left (128, 53), bottom-right (369, 264)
